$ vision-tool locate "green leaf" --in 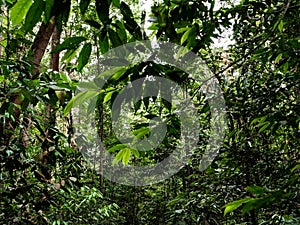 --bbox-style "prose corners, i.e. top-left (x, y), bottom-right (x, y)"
top-left (131, 149), bottom-right (140, 158)
top-left (24, 0), bottom-right (44, 32)
top-left (108, 29), bottom-right (123, 47)
top-left (85, 19), bottom-right (101, 29)
top-left (181, 27), bottom-right (192, 45)
top-left (120, 2), bottom-right (134, 18)
top-left (77, 43), bottom-right (92, 72)
top-left (275, 53), bottom-right (282, 63)
top-left (80, 0), bottom-right (91, 15)
top-left (61, 48), bottom-right (79, 63)
top-left (224, 198), bottom-right (254, 216)
top-left (177, 27), bottom-right (189, 34)
top-left (115, 20), bottom-right (127, 43)
top-left (45, 0), bottom-right (54, 22)
top-left (59, 73), bottom-right (71, 84)
top-left (96, 0), bottom-right (110, 24)
top-left (133, 127), bottom-right (150, 139)
top-left (258, 122), bottom-right (270, 133)
top-left (241, 198), bottom-right (266, 214)
top-left (291, 164), bottom-right (300, 173)
top-left (119, 2), bottom-right (142, 39)
top-left (112, 0), bottom-right (120, 7)
top-left (258, 115), bottom-right (267, 126)
top-left (122, 148), bottom-right (131, 165)
top-left (227, 129), bottom-right (238, 138)
top-left (103, 90), bottom-right (115, 103)
top-left (110, 67), bottom-right (127, 82)
top-left (247, 185), bottom-right (265, 195)
top-left (99, 66), bottom-right (125, 79)
top-left (112, 148), bottom-right (125, 165)
top-left (0, 75), bottom-right (4, 82)
top-left (250, 117), bottom-right (261, 126)
top-left (99, 33), bottom-right (109, 54)
top-left (283, 61), bottom-right (289, 73)
top-left (10, 0), bottom-right (33, 26)
top-left (52, 37), bottom-right (86, 53)
top-left (63, 91), bottom-right (98, 116)
top-left (278, 20), bottom-right (284, 32)
top-left (107, 144), bottom-right (127, 153)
